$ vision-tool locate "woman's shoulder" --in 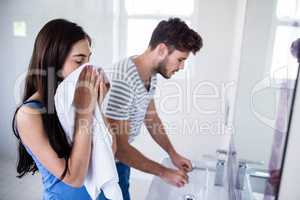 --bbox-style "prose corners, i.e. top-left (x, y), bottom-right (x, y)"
top-left (18, 99), bottom-right (44, 116)
top-left (21, 92), bottom-right (43, 110)
top-left (16, 99), bottom-right (45, 138)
